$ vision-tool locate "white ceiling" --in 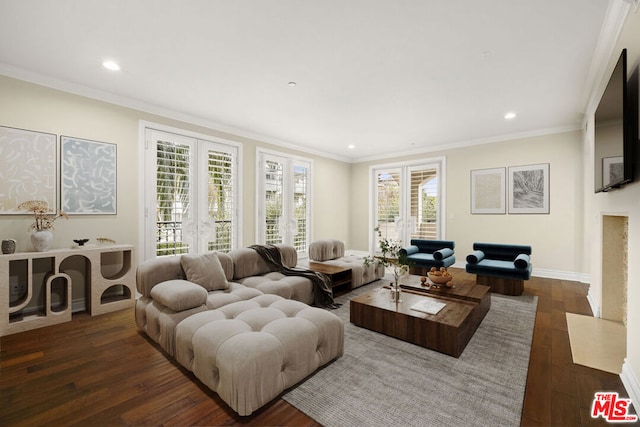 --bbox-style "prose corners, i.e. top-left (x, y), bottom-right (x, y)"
top-left (0, 0), bottom-right (613, 162)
